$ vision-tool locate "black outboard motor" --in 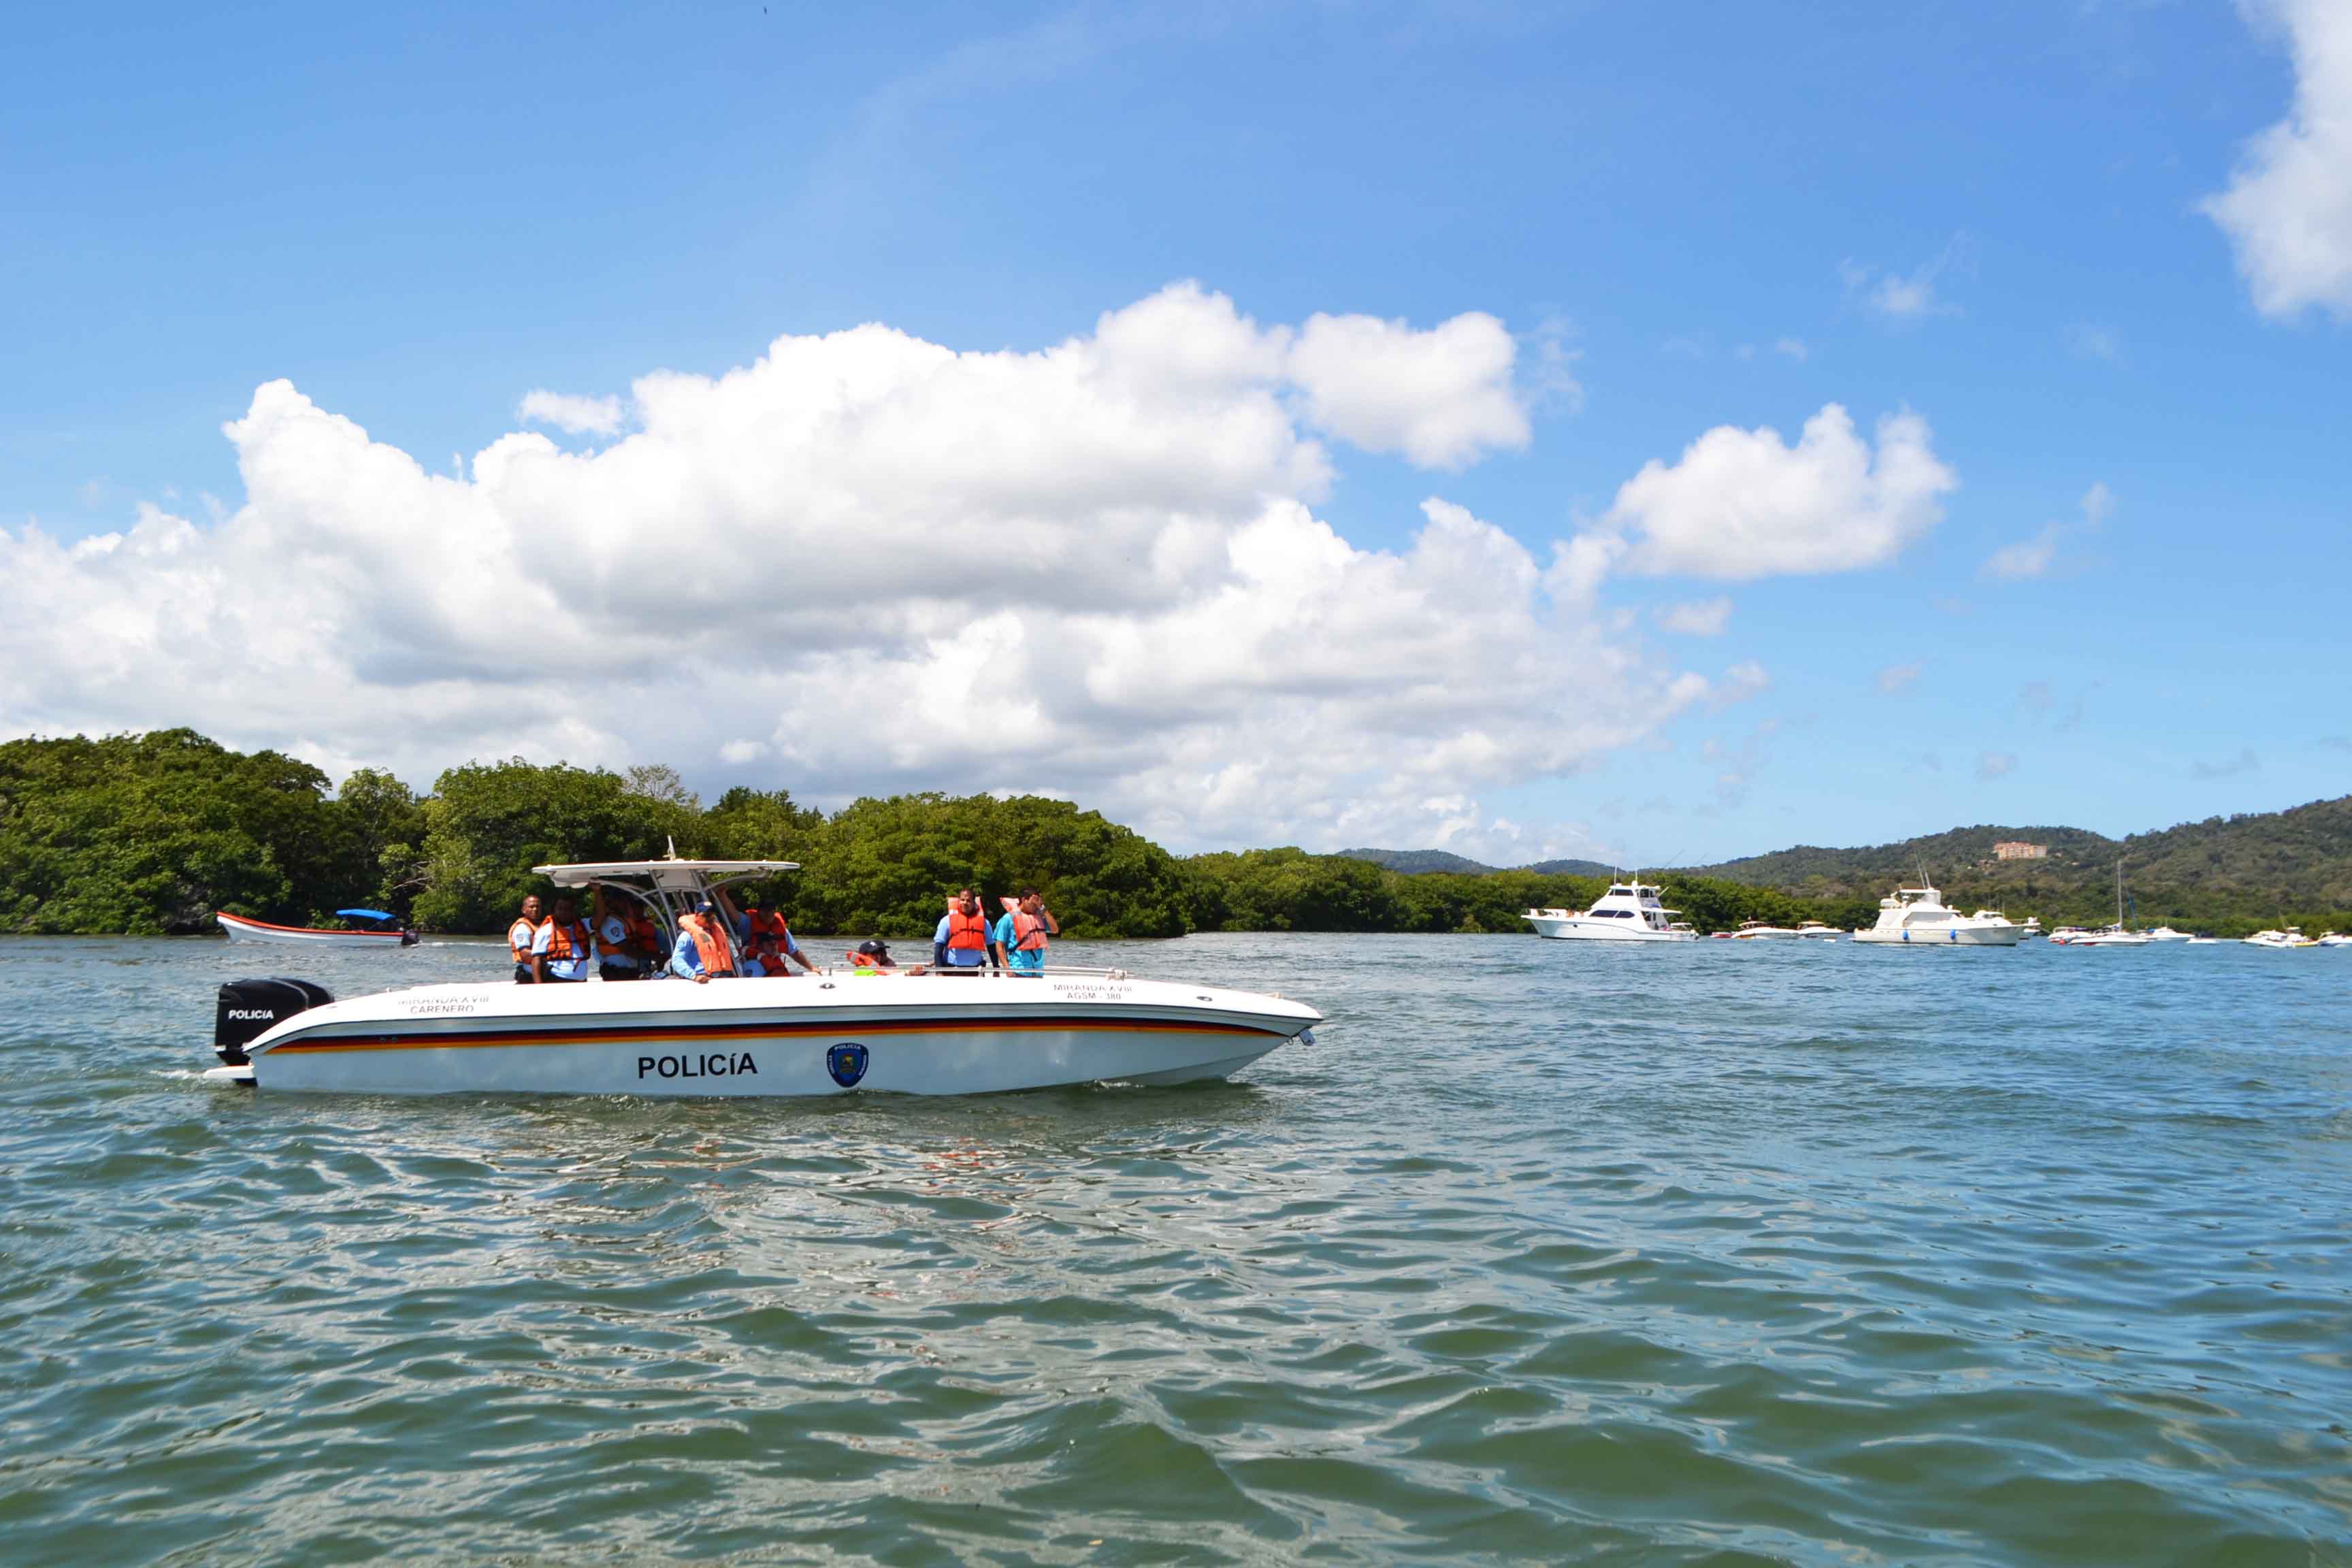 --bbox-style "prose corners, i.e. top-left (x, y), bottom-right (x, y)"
top-left (214, 977), bottom-right (334, 1066)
